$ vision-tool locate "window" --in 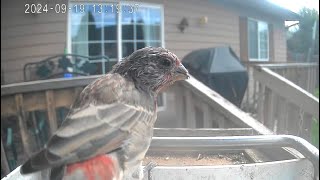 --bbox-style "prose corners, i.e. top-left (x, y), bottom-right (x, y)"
top-left (248, 19), bottom-right (269, 61)
top-left (68, 2), bottom-right (163, 74)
